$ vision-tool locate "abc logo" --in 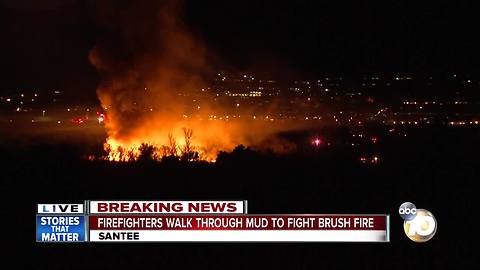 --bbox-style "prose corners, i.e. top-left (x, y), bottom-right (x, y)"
top-left (399, 202), bottom-right (437, 242)
top-left (398, 202), bottom-right (417, 221)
